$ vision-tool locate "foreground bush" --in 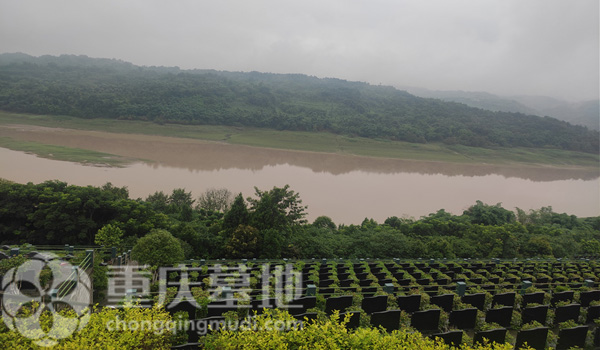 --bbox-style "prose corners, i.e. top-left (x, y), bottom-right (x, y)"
top-left (0, 304), bottom-right (173, 349)
top-left (203, 310), bottom-right (519, 350)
